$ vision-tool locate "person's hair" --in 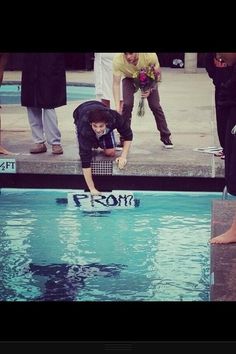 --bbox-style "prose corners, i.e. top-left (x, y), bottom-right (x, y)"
top-left (88, 109), bottom-right (110, 124)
